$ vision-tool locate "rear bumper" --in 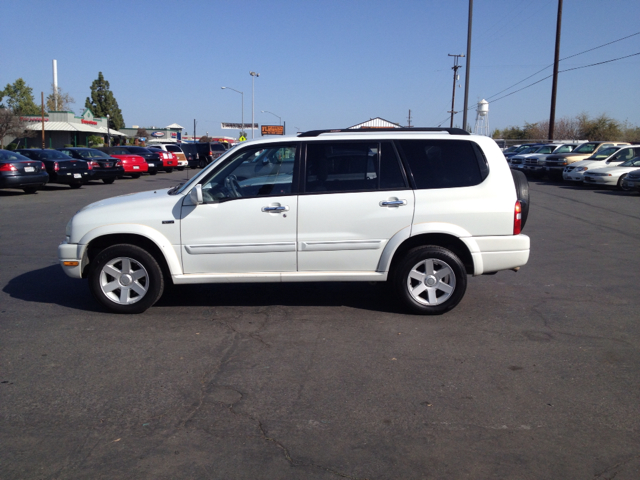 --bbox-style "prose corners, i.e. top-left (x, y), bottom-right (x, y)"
top-left (51, 171), bottom-right (90, 184)
top-left (0, 172), bottom-right (49, 188)
top-left (464, 234), bottom-right (530, 275)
